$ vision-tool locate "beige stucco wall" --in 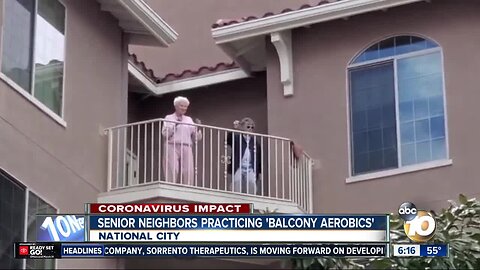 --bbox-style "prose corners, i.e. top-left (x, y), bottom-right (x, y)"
top-left (0, 0), bottom-right (128, 268)
top-left (266, 0), bottom-right (480, 213)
